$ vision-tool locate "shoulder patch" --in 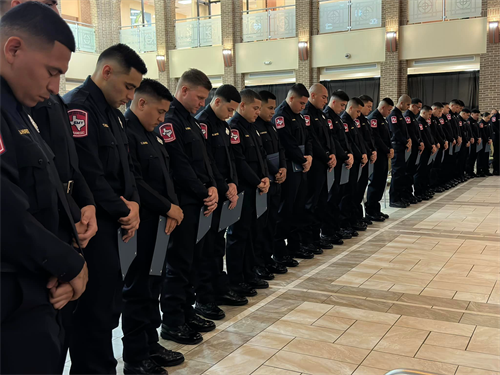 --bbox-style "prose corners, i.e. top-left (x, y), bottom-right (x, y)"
top-left (447, 114), bottom-right (451, 120)
top-left (391, 116), bottom-right (397, 124)
top-left (492, 117), bottom-right (496, 122)
top-left (0, 133), bottom-right (5, 155)
top-left (200, 123), bottom-right (208, 139)
top-left (427, 119), bottom-right (431, 125)
top-left (159, 123), bottom-right (176, 143)
top-left (275, 116), bottom-right (285, 129)
top-left (231, 129), bottom-right (240, 144)
top-left (304, 115), bottom-right (311, 126)
top-left (459, 121), bottom-right (462, 127)
top-left (355, 119), bottom-right (360, 128)
top-left (344, 122), bottom-right (349, 132)
top-left (419, 123), bottom-right (424, 130)
top-left (405, 116), bottom-right (411, 124)
top-left (68, 109), bottom-right (88, 138)
top-left (370, 119), bottom-right (377, 128)
top-left (439, 118), bottom-right (444, 125)
top-left (327, 119), bottom-right (333, 130)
